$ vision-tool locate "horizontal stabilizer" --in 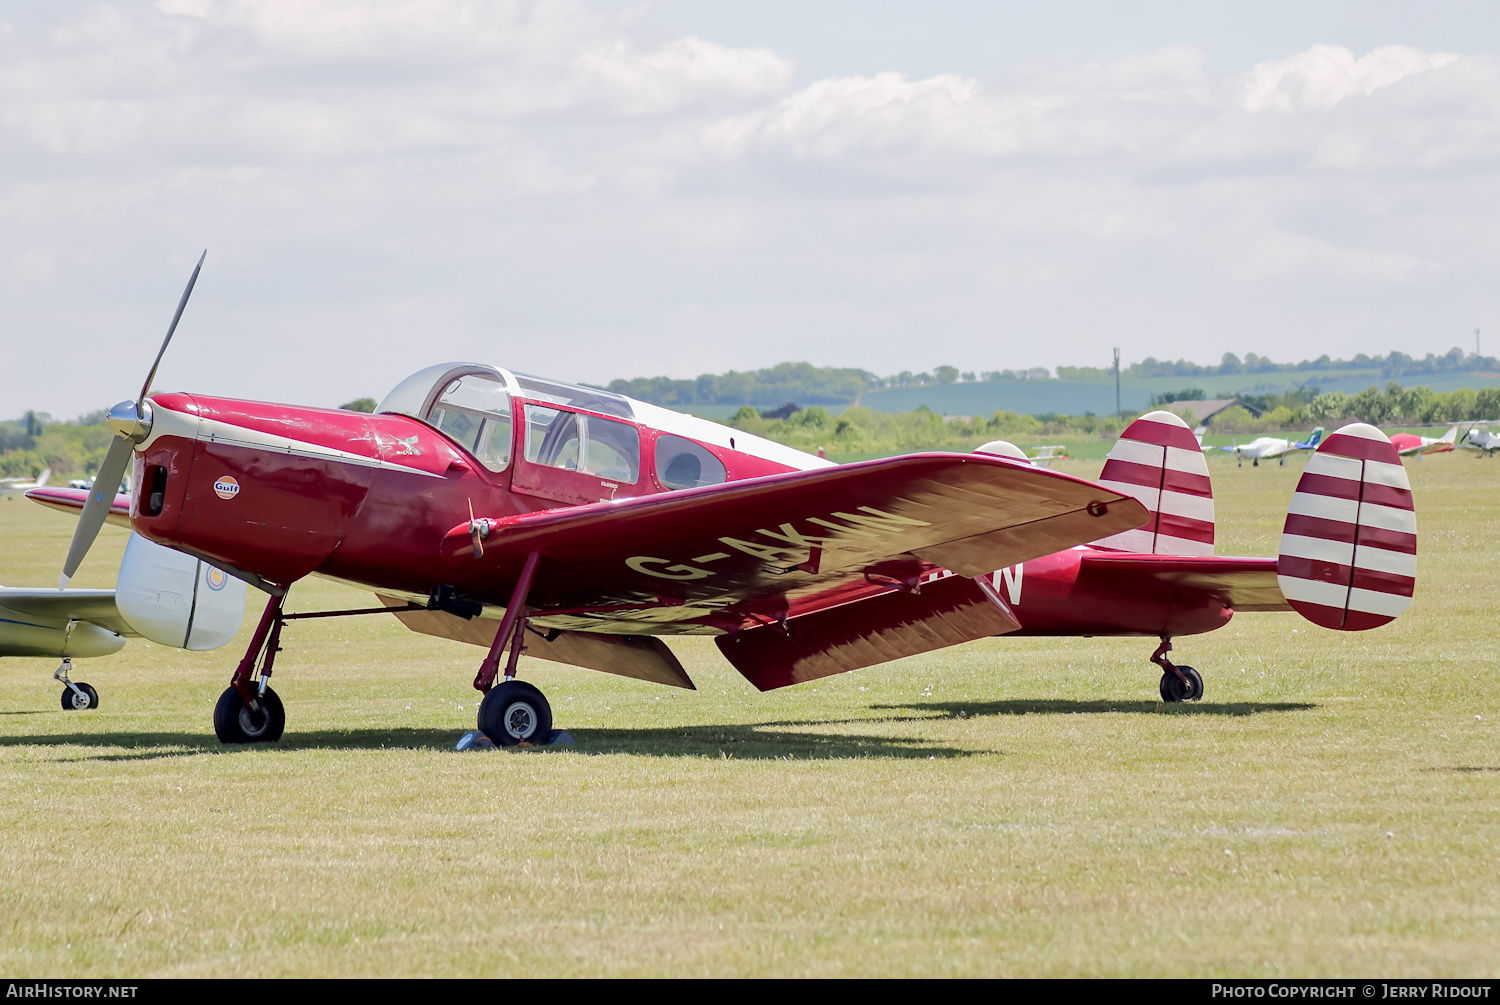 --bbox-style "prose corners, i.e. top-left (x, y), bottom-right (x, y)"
top-left (1077, 552), bottom-right (1288, 612)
